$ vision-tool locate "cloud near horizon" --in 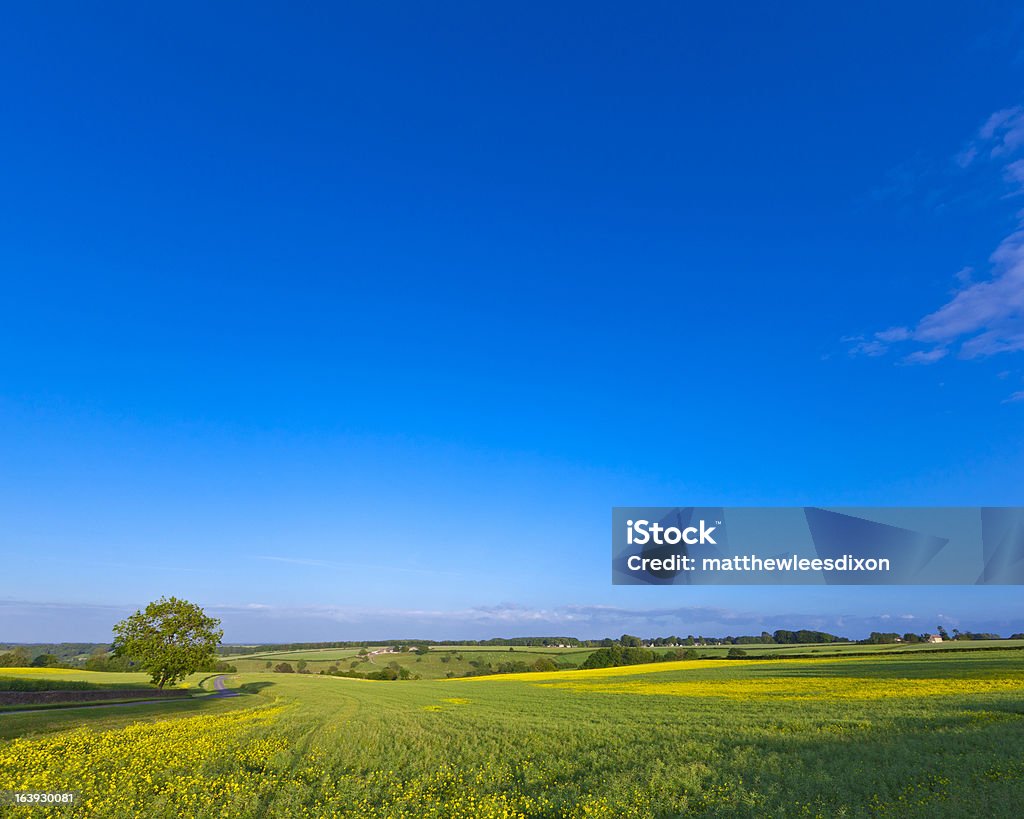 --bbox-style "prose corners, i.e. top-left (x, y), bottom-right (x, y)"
top-left (850, 107), bottom-right (1024, 390)
top-left (2, 599), bottom-right (1019, 645)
